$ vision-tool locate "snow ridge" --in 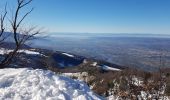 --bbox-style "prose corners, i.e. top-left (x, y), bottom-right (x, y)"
top-left (0, 48), bottom-right (41, 55)
top-left (62, 53), bottom-right (74, 57)
top-left (0, 68), bottom-right (103, 100)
